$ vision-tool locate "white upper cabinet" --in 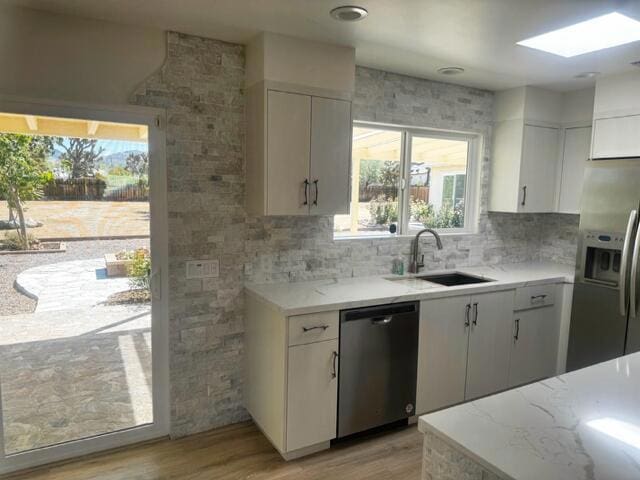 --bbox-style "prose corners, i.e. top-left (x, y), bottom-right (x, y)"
top-left (245, 32), bottom-right (354, 216)
top-left (246, 87), bottom-right (352, 216)
top-left (309, 96), bottom-right (352, 215)
top-left (592, 72), bottom-right (640, 159)
top-left (490, 86), bottom-right (594, 214)
top-left (519, 125), bottom-right (560, 212)
top-left (592, 115), bottom-right (640, 159)
top-left (266, 91), bottom-right (312, 215)
top-left (557, 126), bottom-right (591, 214)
